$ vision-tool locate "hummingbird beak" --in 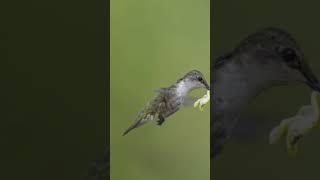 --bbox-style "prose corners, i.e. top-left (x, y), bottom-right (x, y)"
top-left (301, 60), bottom-right (320, 91)
top-left (304, 71), bottom-right (320, 91)
top-left (202, 79), bottom-right (210, 90)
